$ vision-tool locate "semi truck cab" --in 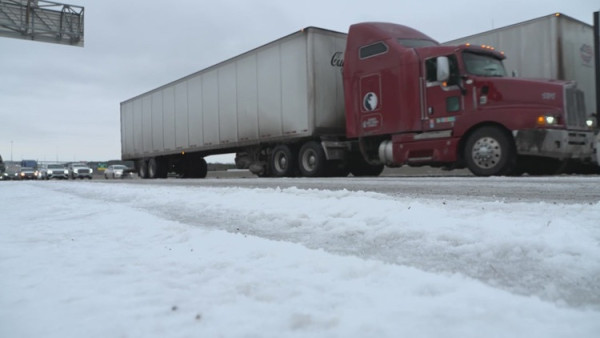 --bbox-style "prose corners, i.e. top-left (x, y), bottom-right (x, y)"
top-left (343, 22), bottom-right (597, 175)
